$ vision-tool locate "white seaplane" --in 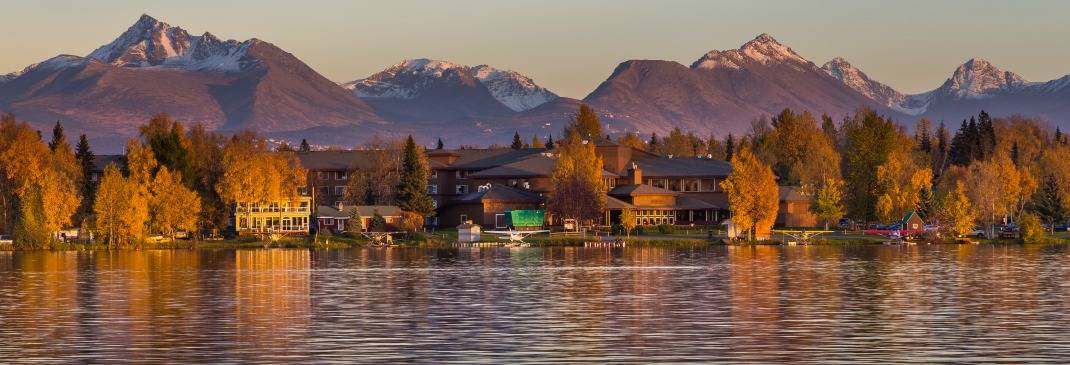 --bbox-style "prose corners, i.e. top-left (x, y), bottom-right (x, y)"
top-left (771, 229), bottom-right (833, 245)
top-left (483, 229), bottom-right (550, 244)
